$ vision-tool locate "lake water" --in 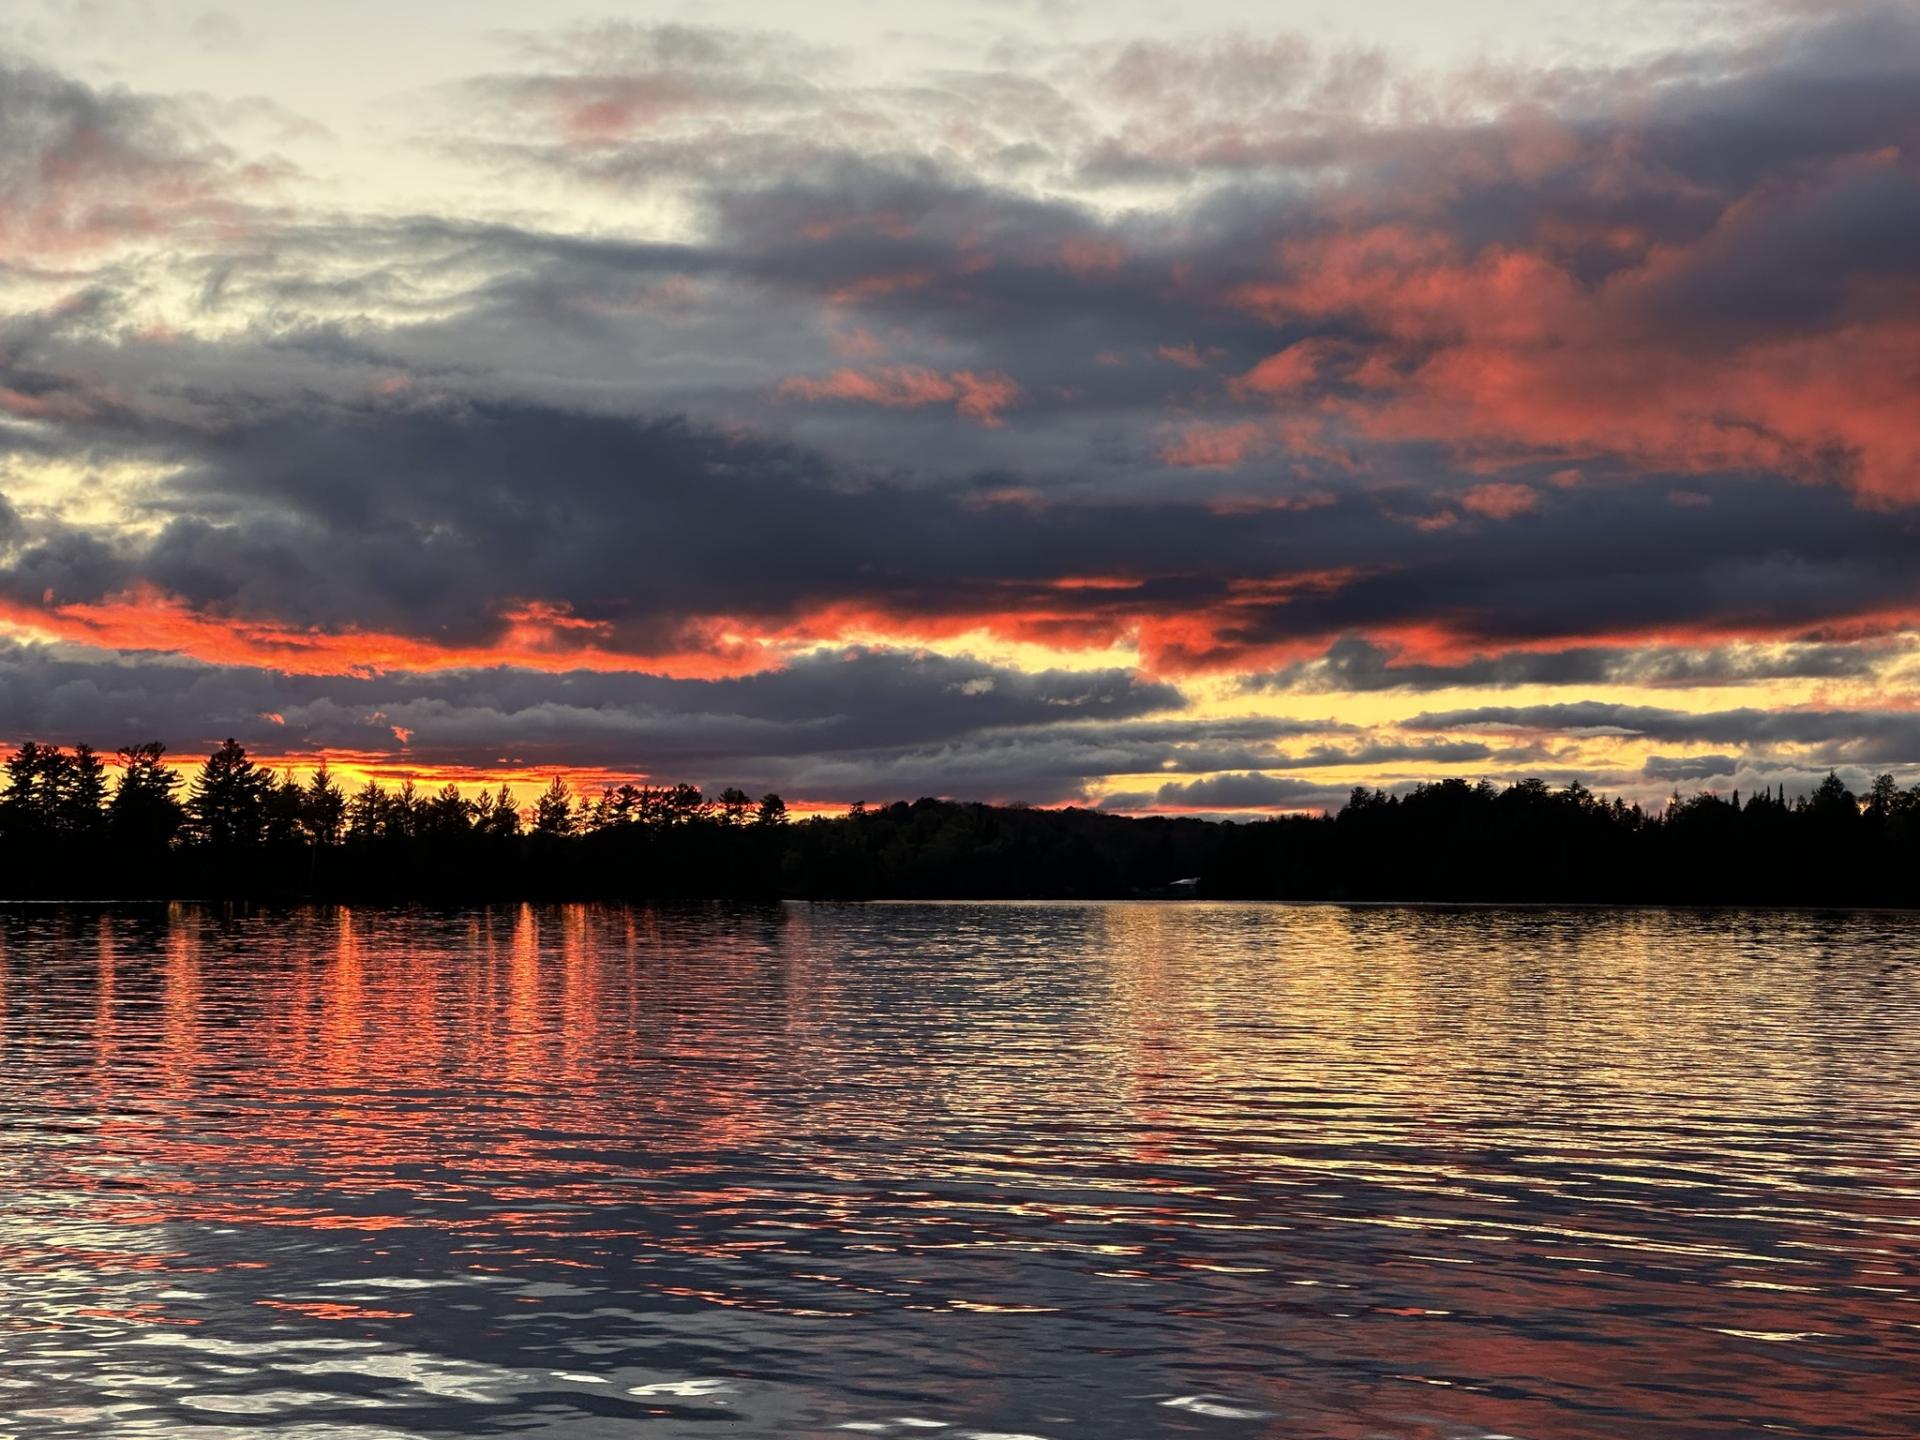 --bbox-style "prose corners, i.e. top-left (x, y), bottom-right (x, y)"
top-left (2, 903), bottom-right (1917, 1439)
